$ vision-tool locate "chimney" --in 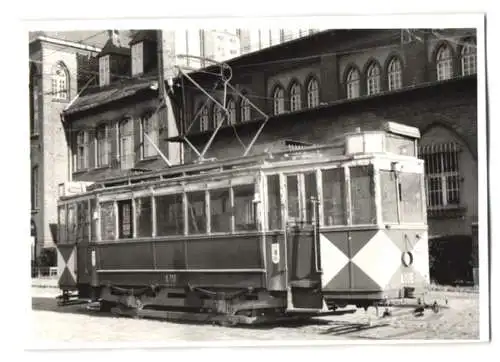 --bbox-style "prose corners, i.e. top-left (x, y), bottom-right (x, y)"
top-left (107, 30), bottom-right (122, 47)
